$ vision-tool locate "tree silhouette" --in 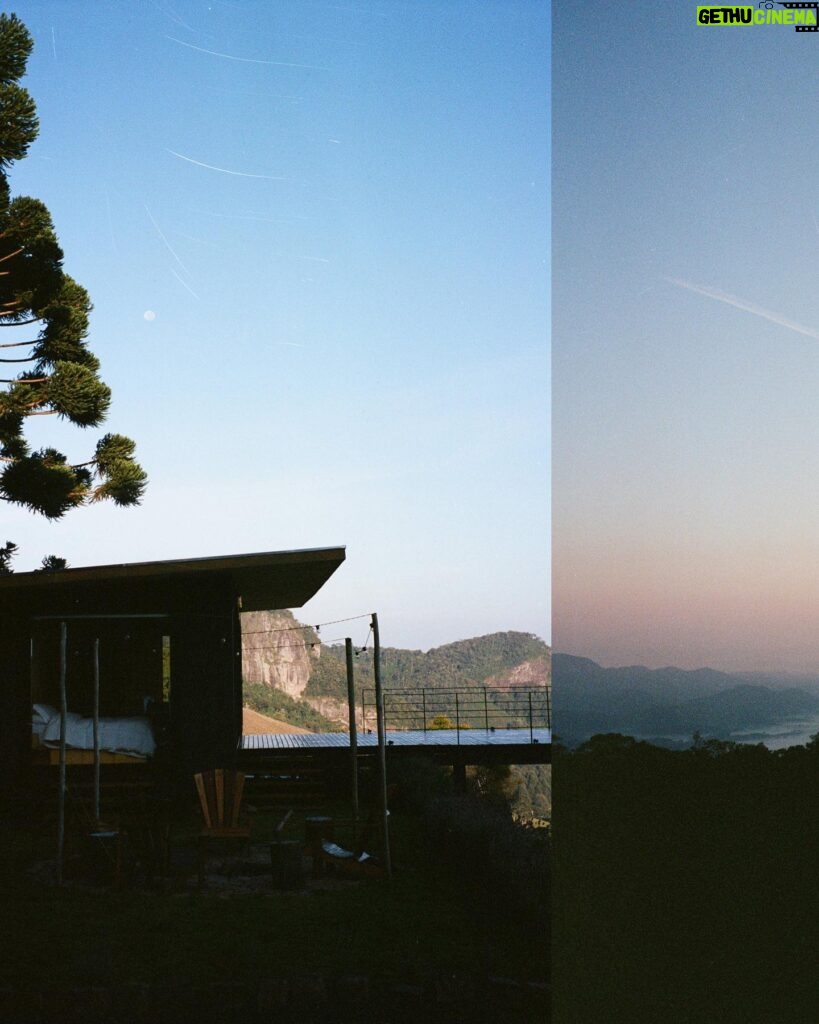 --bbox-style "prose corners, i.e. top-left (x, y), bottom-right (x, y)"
top-left (0, 14), bottom-right (145, 521)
